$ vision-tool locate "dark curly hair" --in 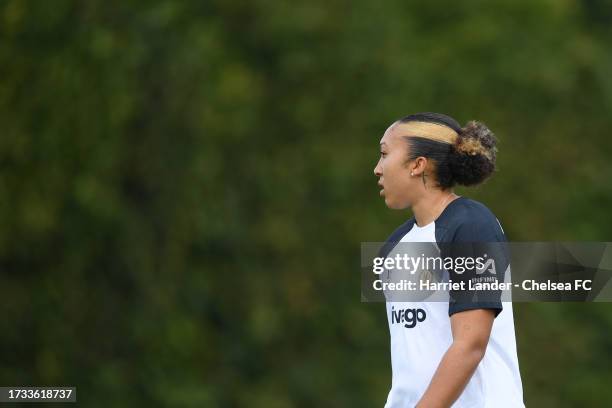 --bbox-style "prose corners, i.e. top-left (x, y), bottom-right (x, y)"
top-left (398, 112), bottom-right (497, 188)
